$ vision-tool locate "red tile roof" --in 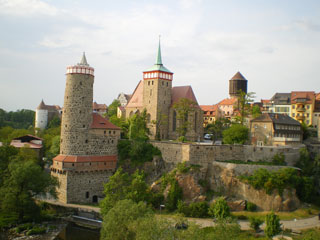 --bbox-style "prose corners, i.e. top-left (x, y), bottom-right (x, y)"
top-left (90, 113), bottom-right (120, 130)
top-left (291, 91), bottom-right (315, 104)
top-left (218, 98), bottom-right (238, 106)
top-left (261, 99), bottom-right (270, 104)
top-left (93, 102), bottom-right (107, 110)
top-left (126, 80), bottom-right (144, 108)
top-left (37, 100), bottom-right (61, 111)
top-left (53, 154), bottom-right (117, 163)
top-left (171, 86), bottom-right (199, 106)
